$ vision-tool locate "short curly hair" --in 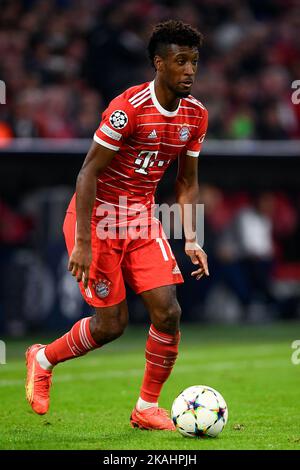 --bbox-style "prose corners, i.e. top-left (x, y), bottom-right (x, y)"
top-left (148, 20), bottom-right (204, 68)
